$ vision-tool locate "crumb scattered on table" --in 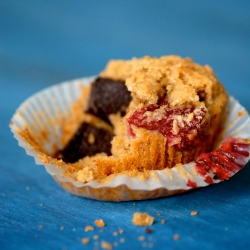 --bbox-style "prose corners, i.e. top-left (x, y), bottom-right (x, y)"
top-left (173, 234), bottom-right (180, 240)
top-left (85, 225), bottom-right (94, 232)
top-left (113, 231), bottom-right (118, 236)
top-left (95, 219), bottom-right (105, 227)
top-left (93, 235), bottom-right (99, 240)
top-left (191, 211), bottom-right (198, 216)
top-left (101, 240), bottom-right (112, 249)
top-left (132, 212), bottom-right (154, 226)
top-left (81, 238), bottom-right (90, 244)
top-left (138, 236), bottom-right (145, 241)
top-left (120, 238), bottom-right (125, 243)
top-left (145, 228), bottom-right (153, 234)
top-left (161, 219), bottom-right (166, 224)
